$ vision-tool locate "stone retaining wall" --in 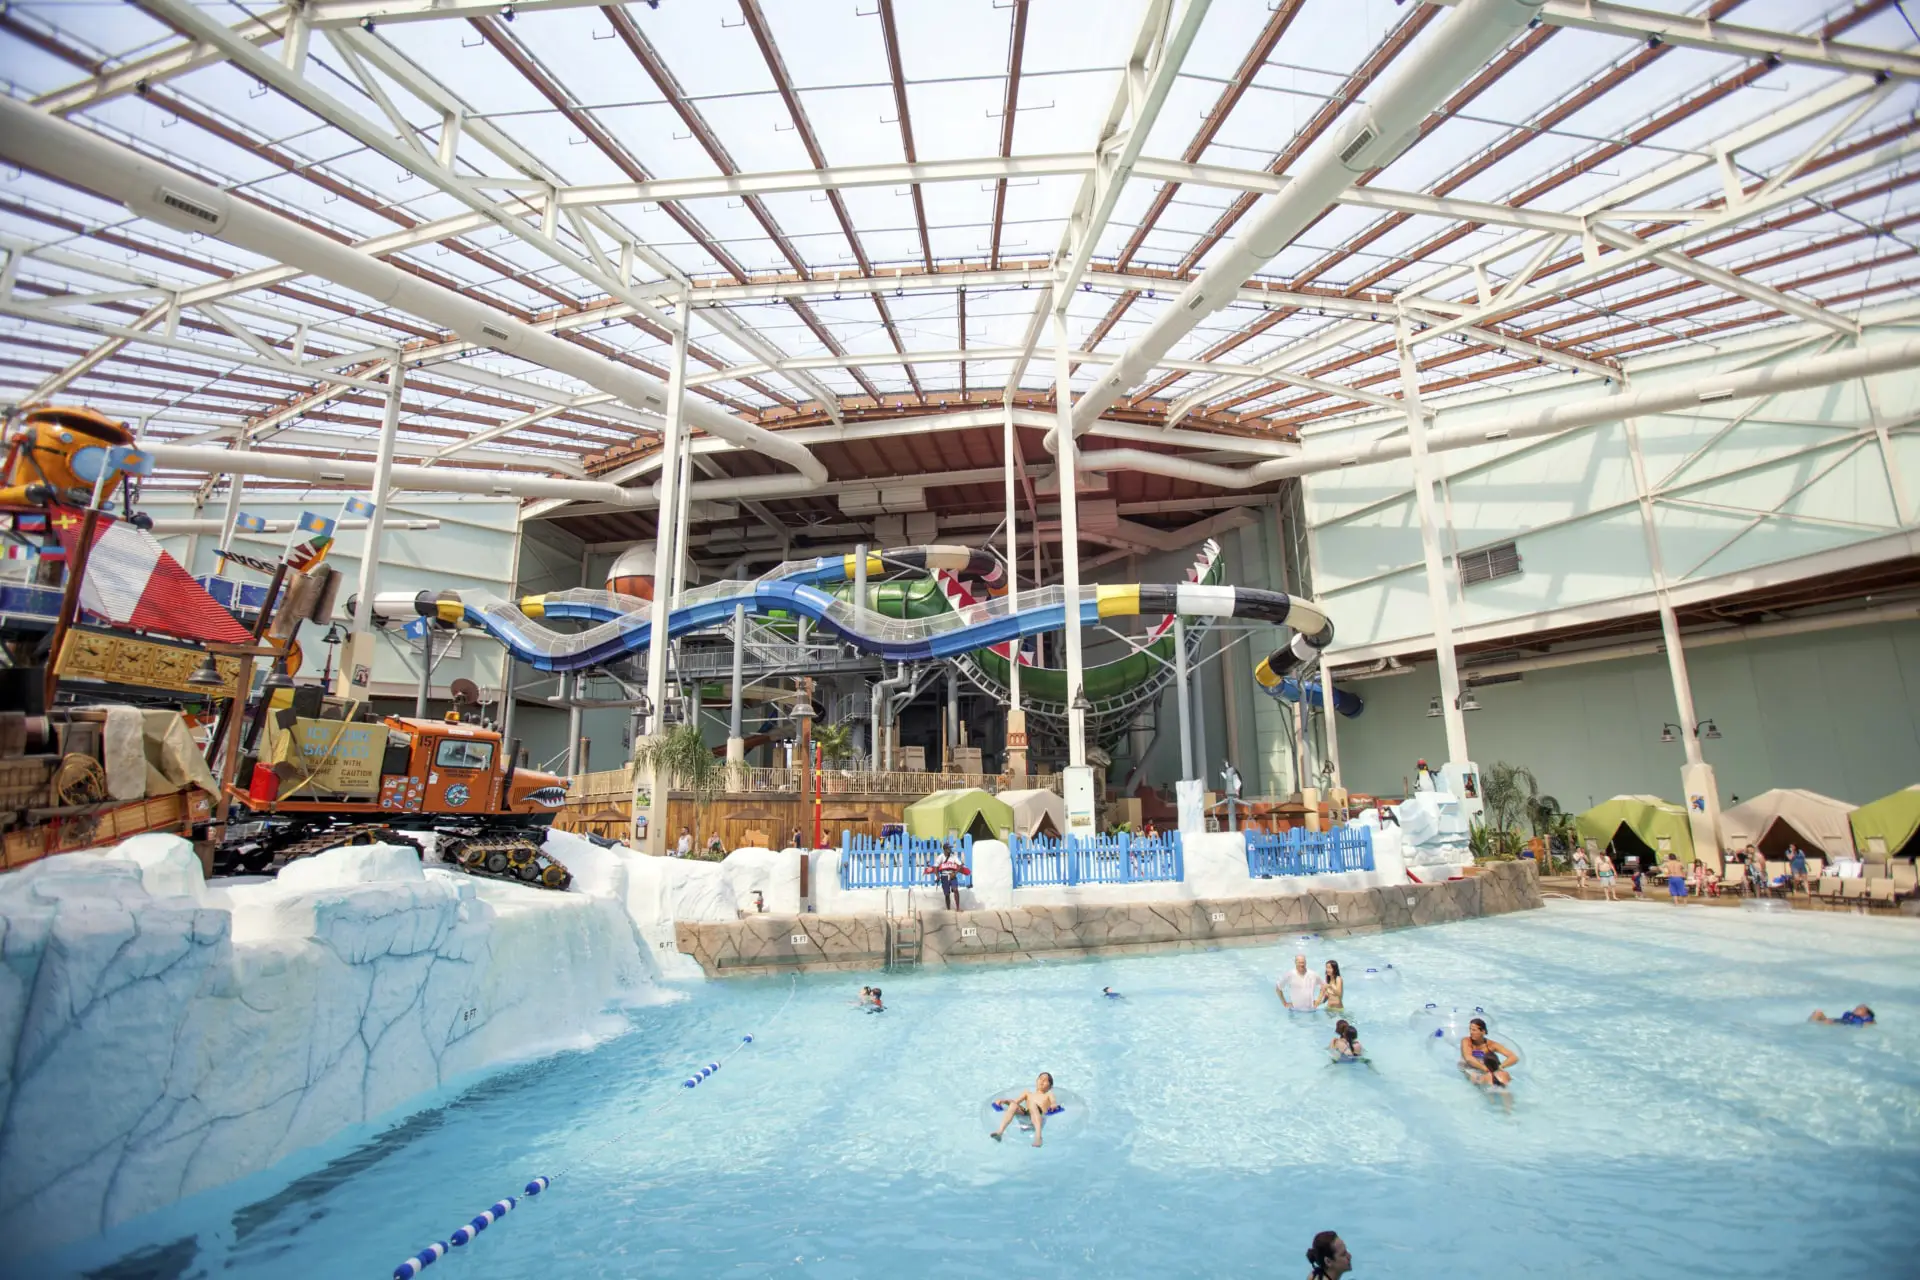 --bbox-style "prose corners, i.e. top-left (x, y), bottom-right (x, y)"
top-left (675, 861), bottom-right (1541, 976)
